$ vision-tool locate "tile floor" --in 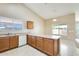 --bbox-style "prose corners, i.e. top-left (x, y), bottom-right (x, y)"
top-left (0, 39), bottom-right (79, 56)
top-left (60, 39), bottom-right (79, 56)
top-left (0, 45), bottom-right (46, 56)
